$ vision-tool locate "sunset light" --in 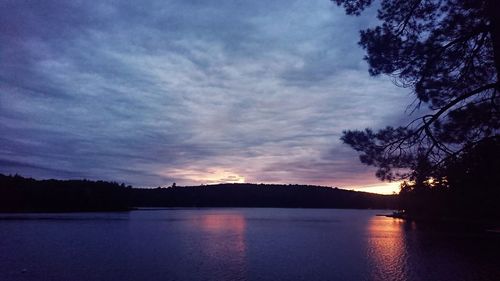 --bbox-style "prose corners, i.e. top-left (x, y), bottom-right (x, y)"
top-left (164, 168), bottom-right (245, 185)
top-left (355, 182), bottom-right (402, 195)
top-left (1, 1), bottom-right (498, 280)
